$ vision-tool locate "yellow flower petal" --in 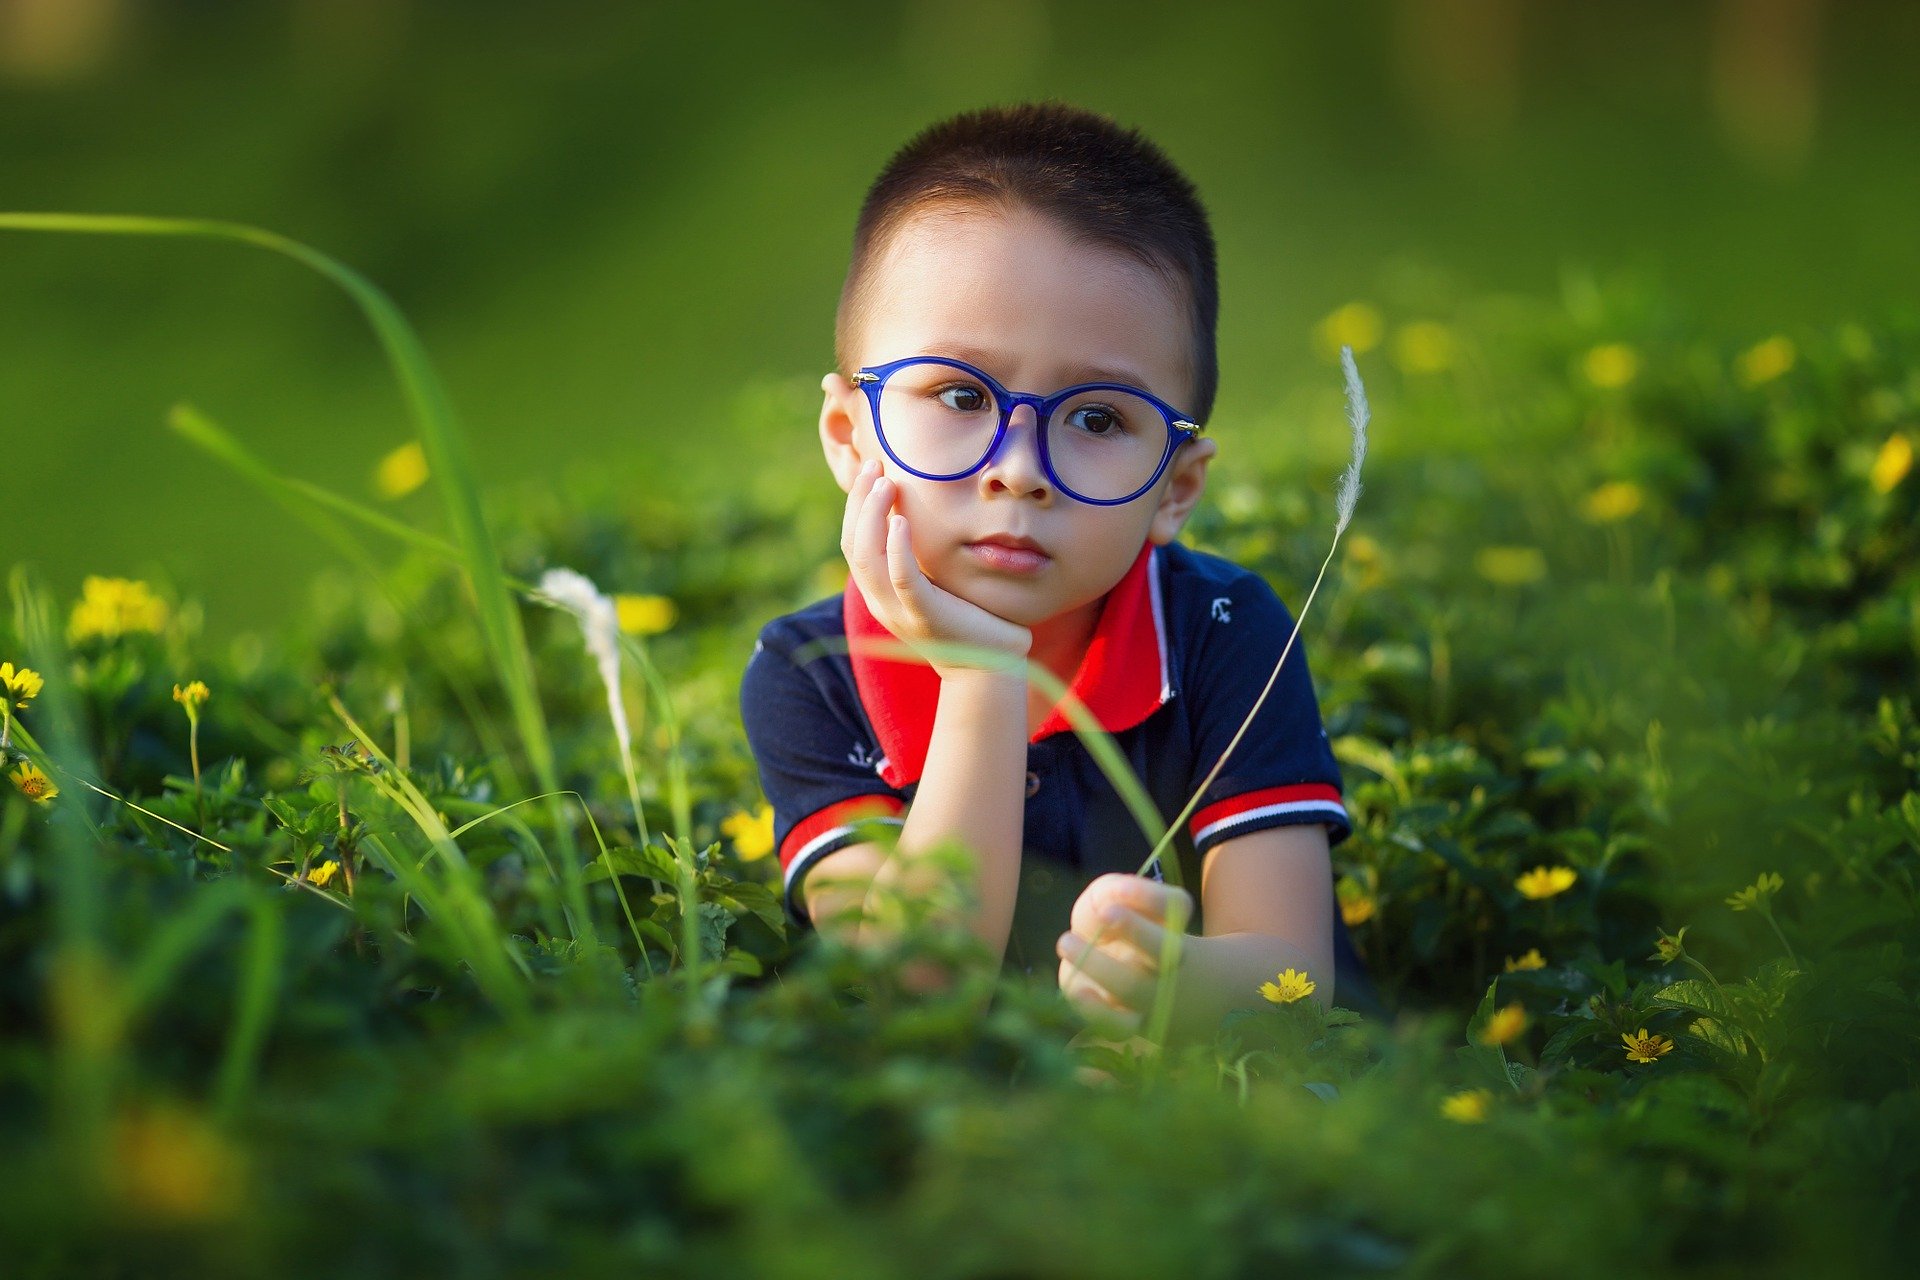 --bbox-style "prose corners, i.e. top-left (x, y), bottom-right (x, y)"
top-left (1514, 865), bottom-right (1577, 900)
top-left (1581, 343), bottom-right (1640, 390)
top-left (1474, 546), bottom-right (1547, 587)
top-left (1623, 1027), bottom-right (1674, 1064)
top-left (1736, 335), bottom-right (1795, 387)
top-left (1391, 321), bottom-right (1456, 375)
top-left (1870, 433), bottom-right (1913, 494)
top-left (308, 860), bottom-right (340, 888)
top-left (374, 441), bottom-right (429, 499)
top-left (1314, 302), bottom-right (1383, 361)
top-left (1, 661), bottom-right (45, 708)
top-left (1259, 967), bottom-right (1317, 1004)
top-left (1440, 1088), bottom-right (1491, 1123)
top-left (9, 761), bottom-right (59, 805)
top-left (615, 593), bottom-right (678, 637)
top-left (67, 577), bottom-right (169, 644)
top-left (1503, 948), bottom-right (1546, 972)
top-left (1580, 481), bottom-right (1645, 524)
top-left (1477, 1002), bottom-right (1529, 1046)
top-left (720, 803), bottom-right (775, 861)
